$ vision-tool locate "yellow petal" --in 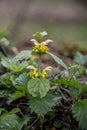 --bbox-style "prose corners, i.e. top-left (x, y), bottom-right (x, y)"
top-left (27, 65), bottom-right (37, 70)
top-left (42, 71), bottom-right (48, 78)
top-left (43, 39), bottom-right (53, 45)
top-left (31, 39), bottom-right (39, 45)
top-left (43, 66), bottom-right (53, 72)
